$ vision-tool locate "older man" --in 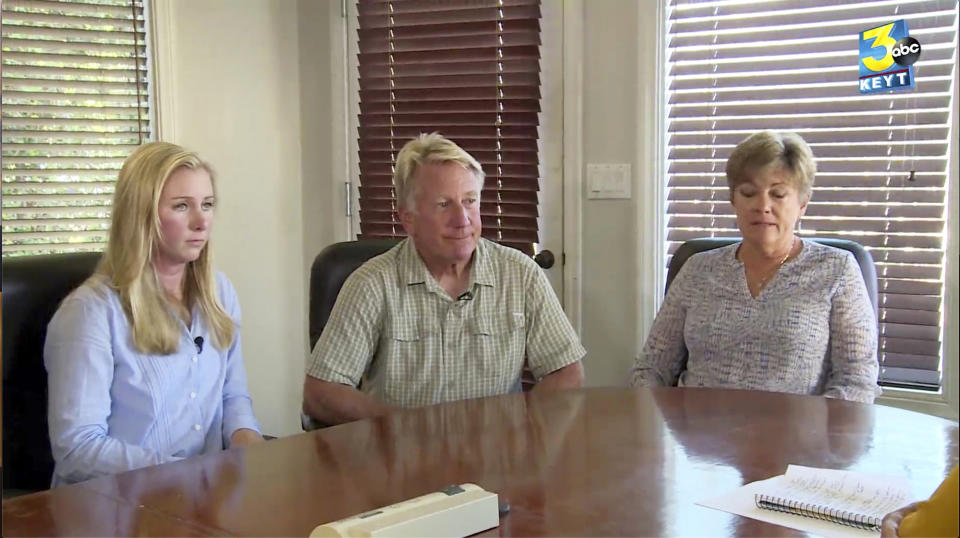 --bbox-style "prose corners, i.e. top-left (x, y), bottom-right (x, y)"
top-left (303, 133), bottom-right (585, 425)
